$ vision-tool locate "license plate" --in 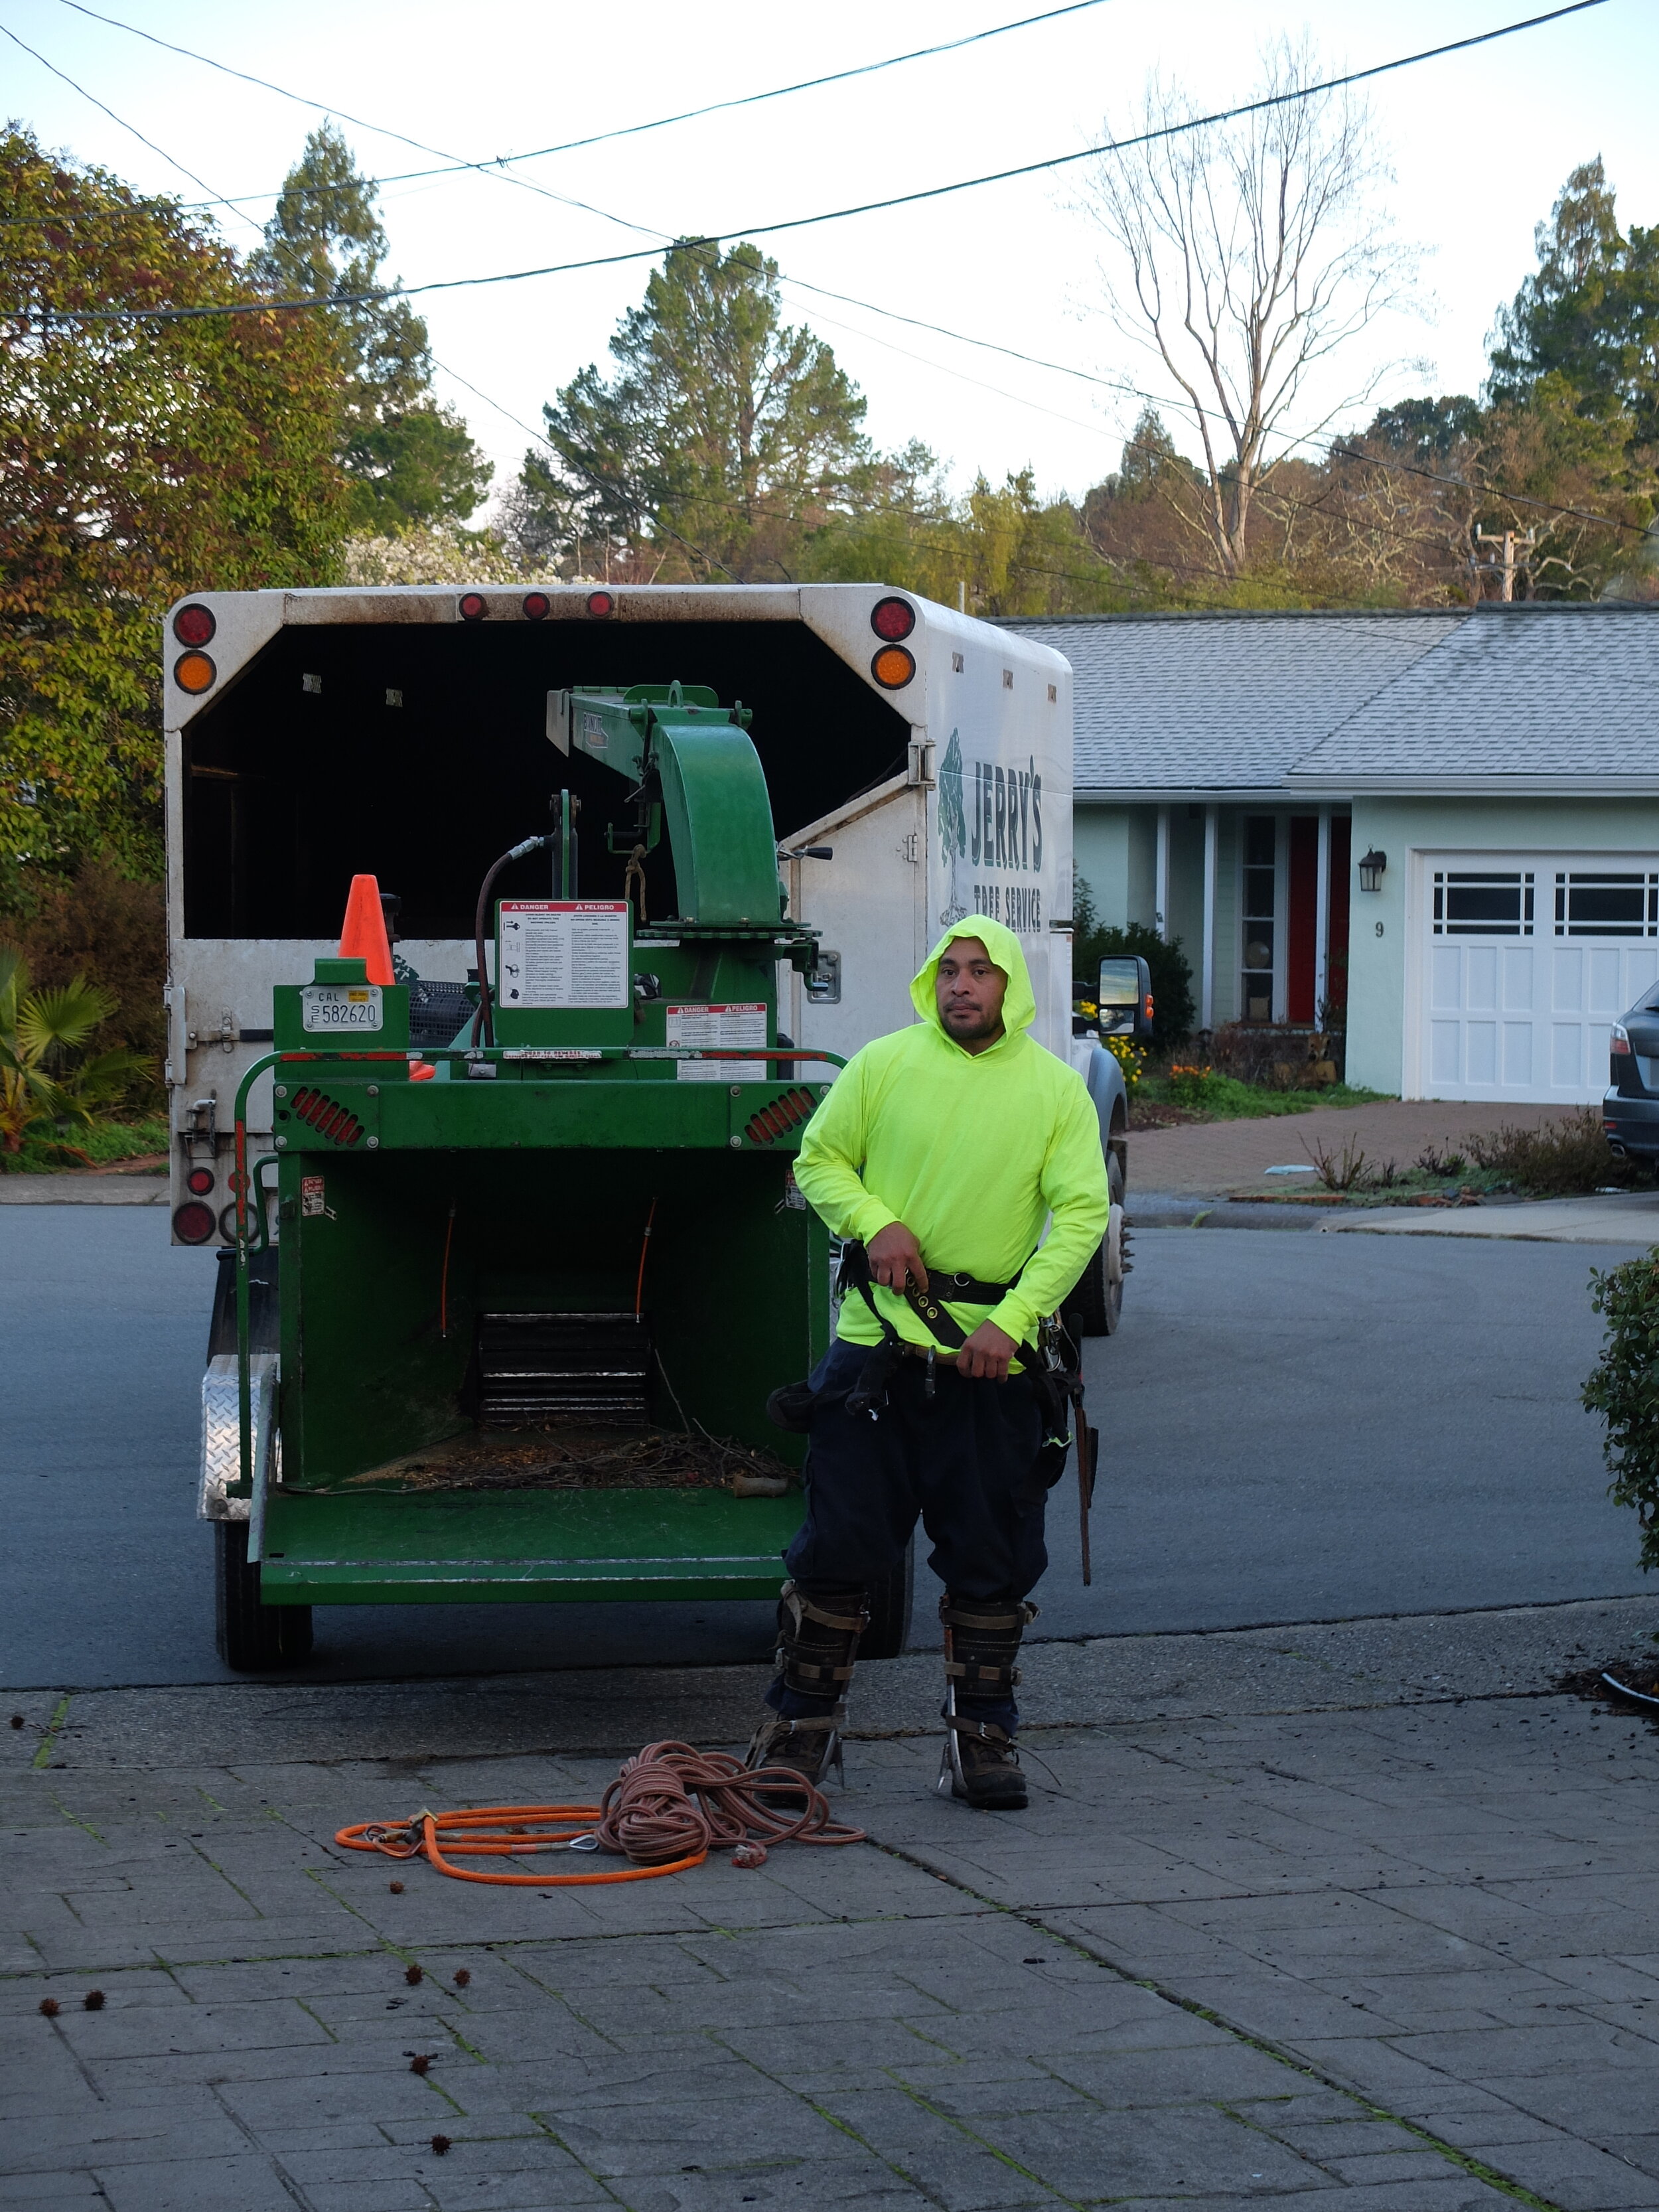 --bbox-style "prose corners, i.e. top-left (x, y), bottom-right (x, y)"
top-left (301, 984), bottom-right (384, 1033)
